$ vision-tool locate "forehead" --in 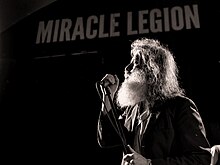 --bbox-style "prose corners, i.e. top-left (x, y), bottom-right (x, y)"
top-left (130, 50), bottom-right (144, 64)
top-left (131, 47), bottom-right (142, 55)
top-left (131, 47), bottom-right (147, 59)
